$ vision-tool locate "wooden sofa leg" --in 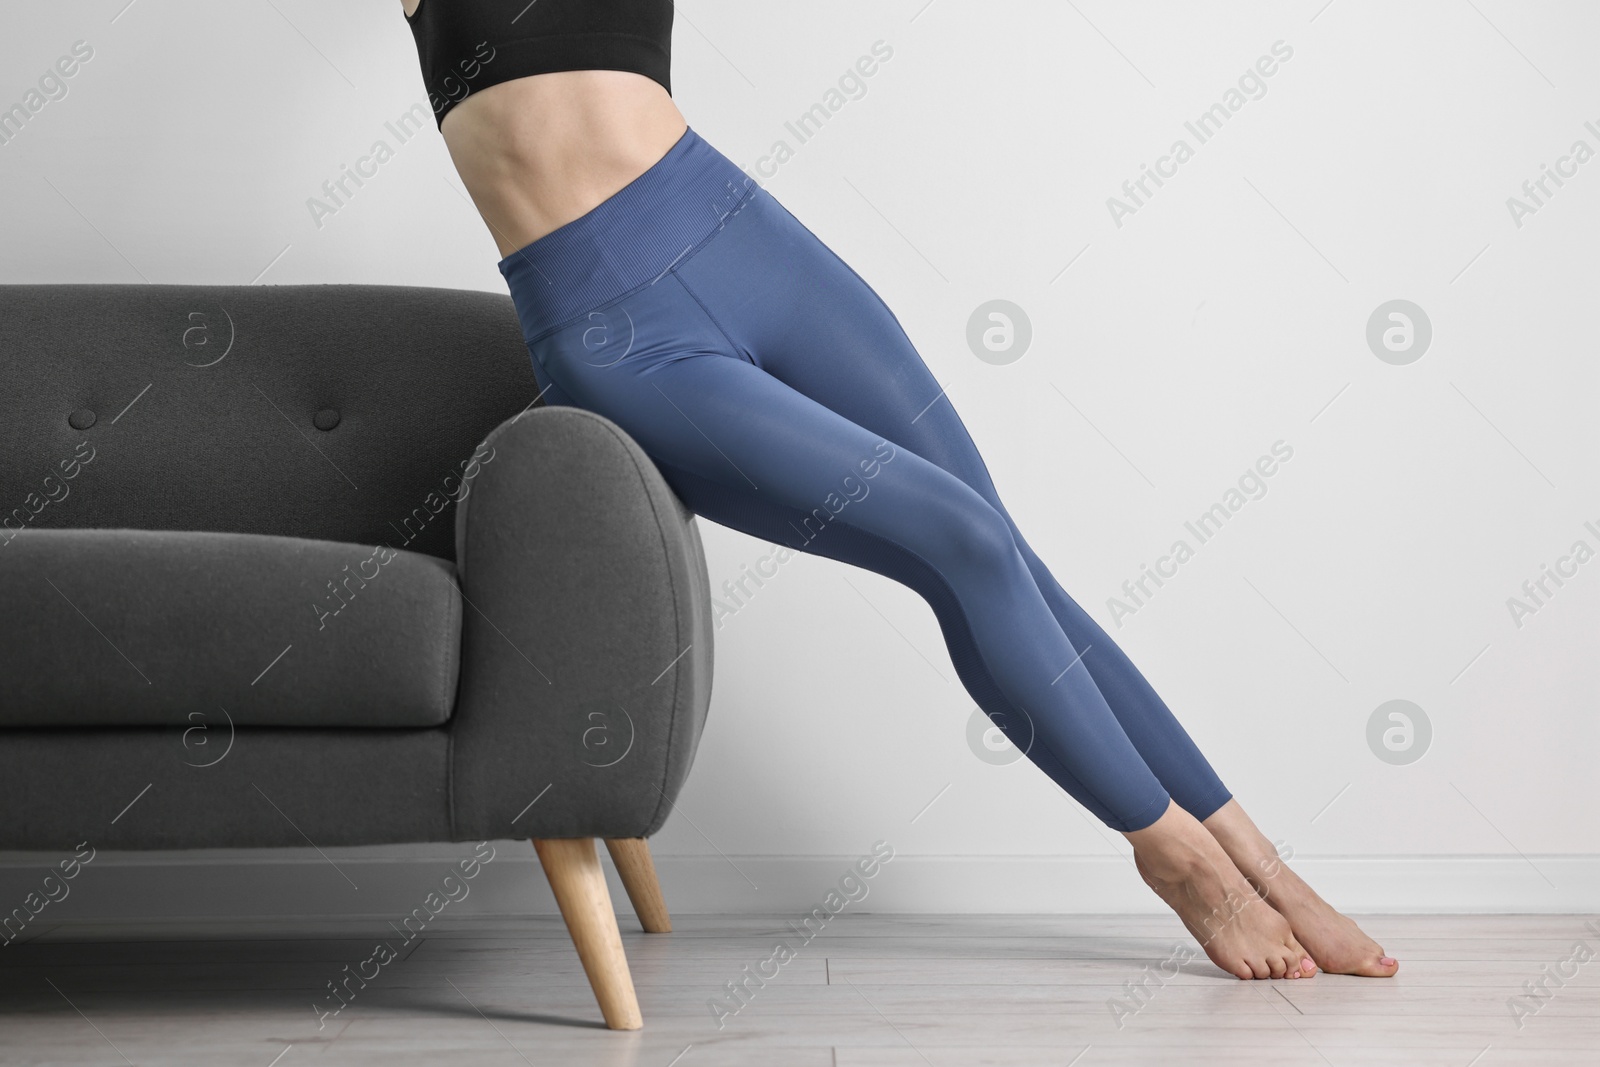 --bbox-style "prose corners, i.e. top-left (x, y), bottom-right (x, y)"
top-left (532, 837), bottom-right (643, 1030)
top-left (605, 838), bottom-right (673, 933)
